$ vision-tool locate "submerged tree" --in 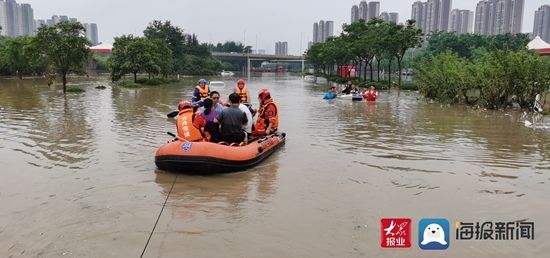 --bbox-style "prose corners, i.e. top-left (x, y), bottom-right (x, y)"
top-left (34, 21), bottom-right (91, 93)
